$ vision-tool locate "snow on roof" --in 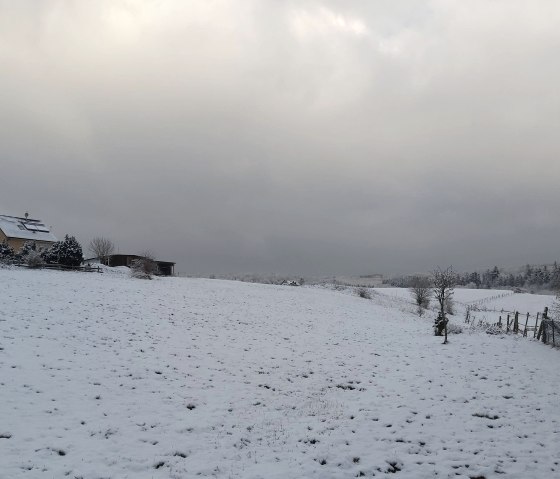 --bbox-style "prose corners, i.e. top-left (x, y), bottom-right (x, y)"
top-left (0, 215), bottom-right (58, 242)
